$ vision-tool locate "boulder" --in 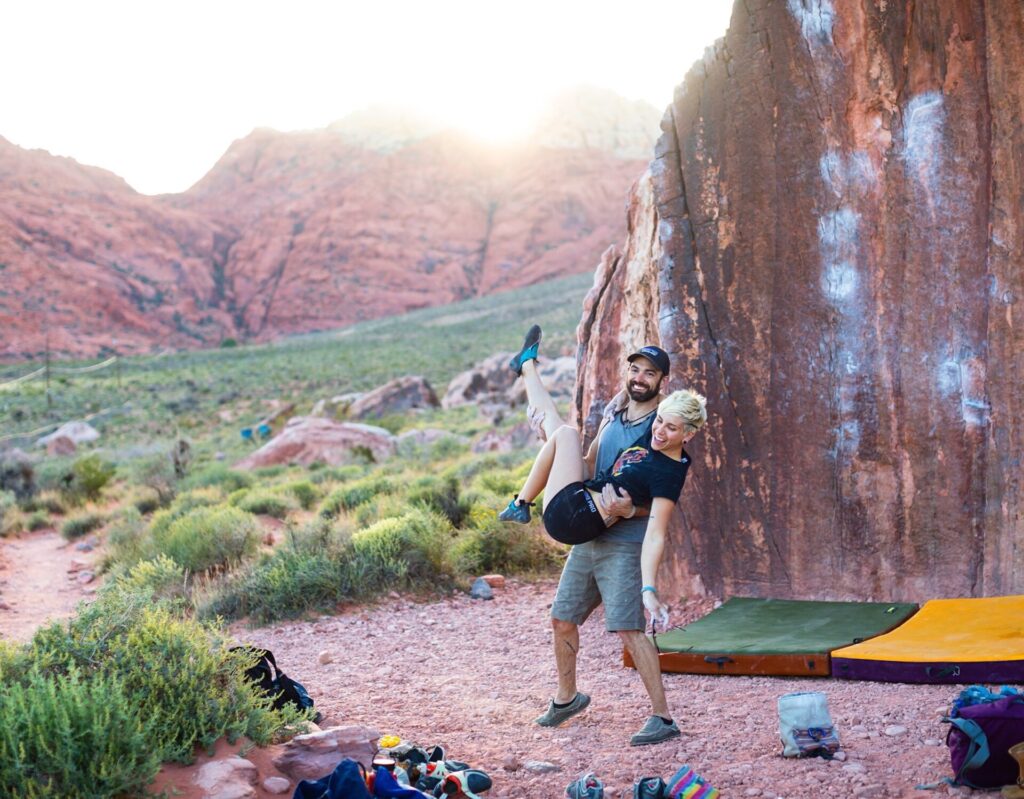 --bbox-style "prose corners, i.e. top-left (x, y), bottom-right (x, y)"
top-left (272, 725), bottom-right (379, 782)
top-left (311, 393), bottom-right (365, 419)
top-left (193, 756), bottom-right (258, 799)
top-left (506, 356), bottom-right (577, 406)
top-left (442, 353), bottom-right (517, 409)
top-left (573, 1), bottom-right (1024, 601)
top-left (395, 428), bottom-right (468, 450)
top-left (45, 436), bottom-right (77, 457)
top-left (349, 377), bottom-right (439, 419)
top-left (234, 417), bottom-right (396, 469)
top-left (471, 423), bottom-right (534, 454)
top-left (37, 421), bottom-right (99, 448)
top-left (0, 448), bottom-right (36, 500)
